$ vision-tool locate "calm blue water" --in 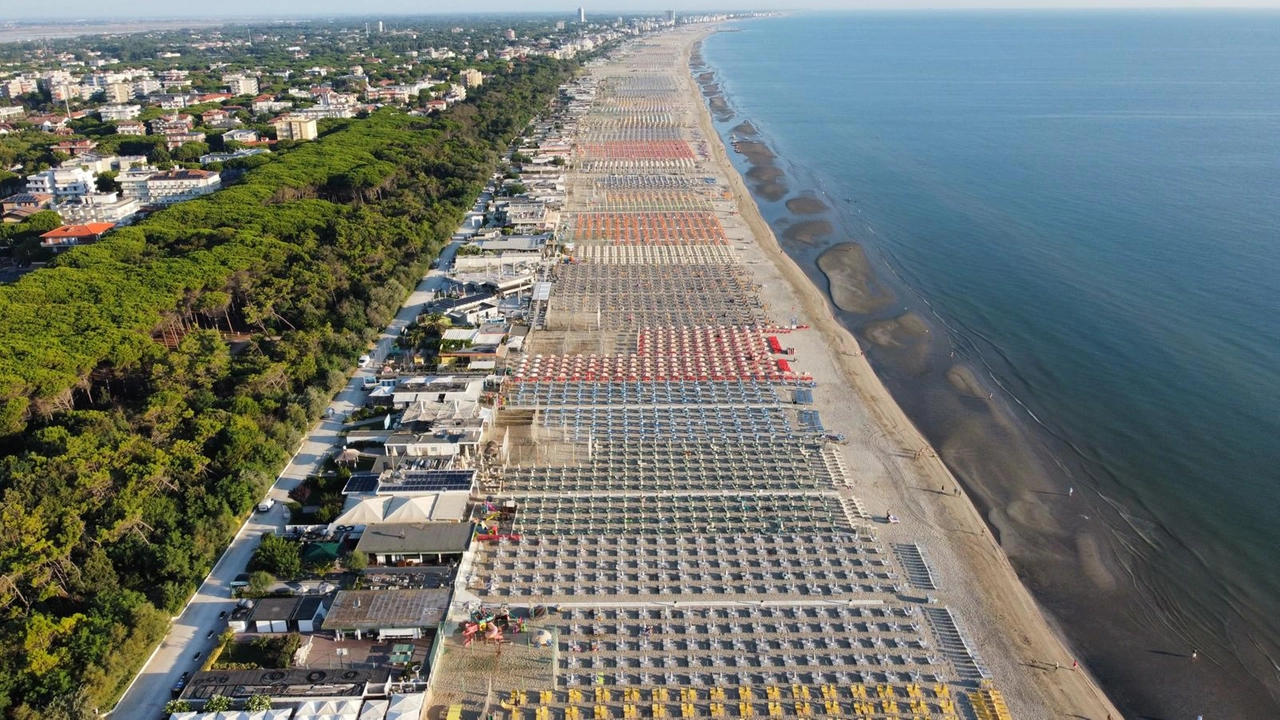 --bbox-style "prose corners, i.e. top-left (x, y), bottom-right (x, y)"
top-left (703, 11), bottom-right (1280, 717)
